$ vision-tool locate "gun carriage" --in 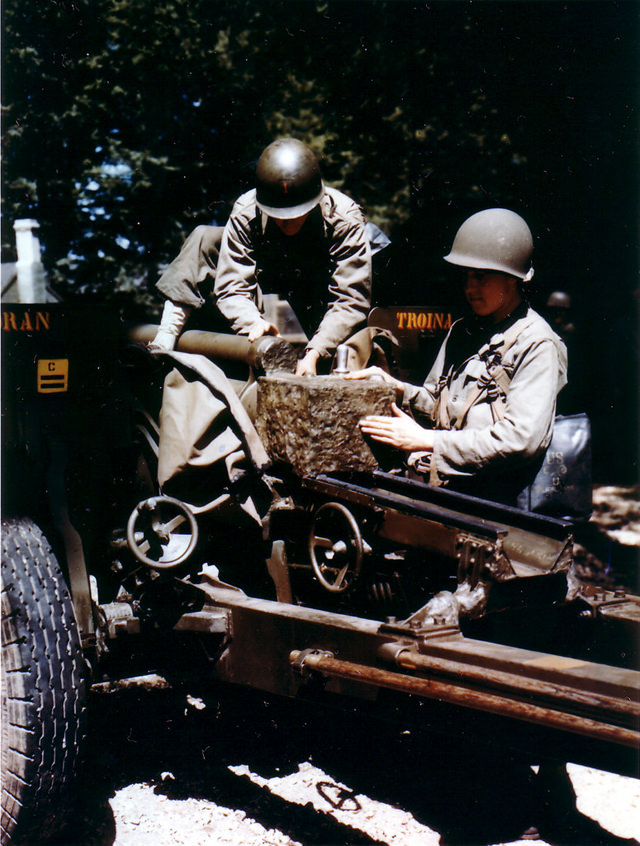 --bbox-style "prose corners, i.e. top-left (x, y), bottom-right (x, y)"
top-left (2, 303), bottom-right (639, 844)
